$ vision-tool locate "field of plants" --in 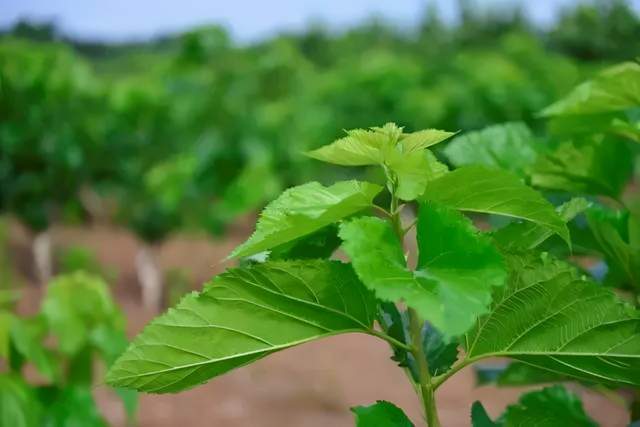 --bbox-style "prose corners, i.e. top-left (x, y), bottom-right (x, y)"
top-left (2, 1), bottom-right (640, 426)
